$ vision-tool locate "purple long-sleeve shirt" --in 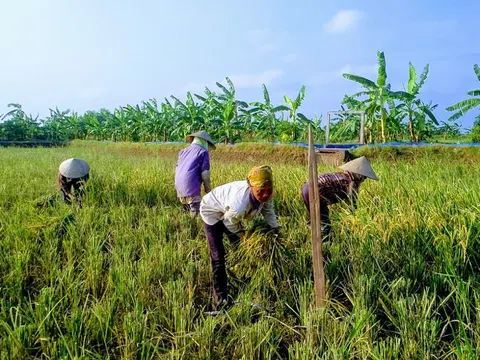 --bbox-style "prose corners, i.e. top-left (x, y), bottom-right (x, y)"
top-left (175, 144), bottom-right (210, 198)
